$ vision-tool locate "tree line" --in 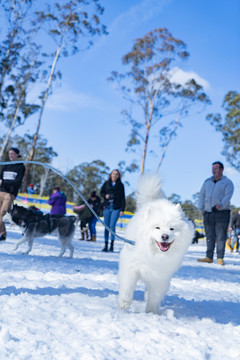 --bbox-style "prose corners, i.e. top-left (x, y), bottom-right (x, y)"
top-left (0, 1), bottom-right (239, 214)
